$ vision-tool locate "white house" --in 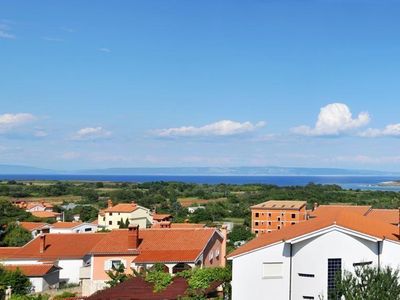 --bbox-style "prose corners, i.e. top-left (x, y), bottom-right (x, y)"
top-left (3, 264), bottom-right (61, 293)
top-left (98, 200), bottom-right (153, 230)
top-left (49, 222), bottom-right (98, 234)
top-left (228, 210), bottom-right (400, 300)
